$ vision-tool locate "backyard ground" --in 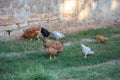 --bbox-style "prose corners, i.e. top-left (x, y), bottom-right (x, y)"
top-left (0, 27), bottom-right (120, 80)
